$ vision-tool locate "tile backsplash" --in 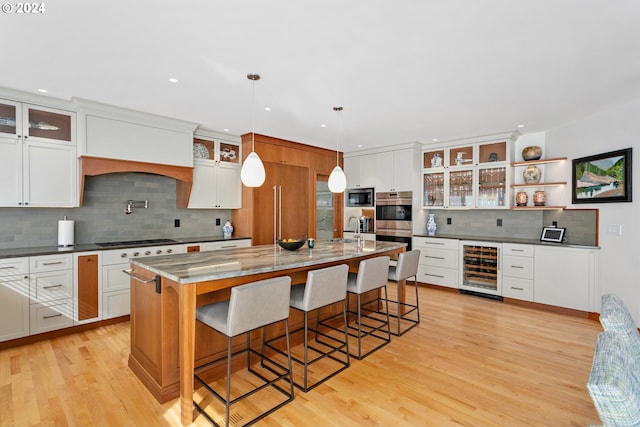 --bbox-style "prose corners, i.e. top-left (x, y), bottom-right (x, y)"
top-left (0, 173), bottom-right (230, 249)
